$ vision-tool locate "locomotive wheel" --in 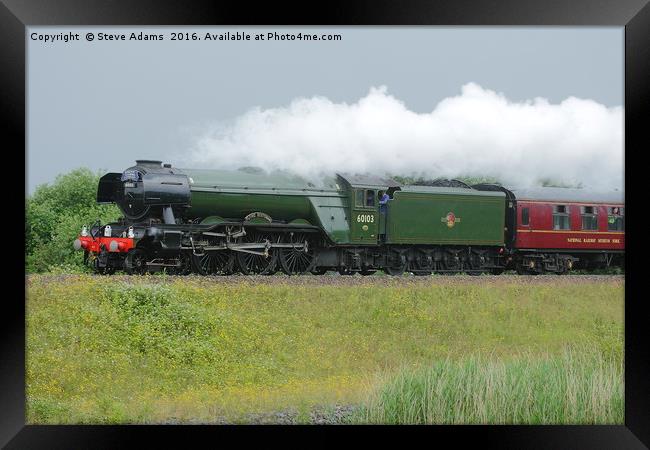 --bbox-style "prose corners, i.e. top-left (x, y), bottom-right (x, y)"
top-left (383, 252), bottom-right (407, 276)
top-left (410, 253), bottom-right (433, 276)
top-left (383, 266), bottom-right (406, 276)
top-left (193, 250), bottom-right (236, 276)
top-left (92, 257), bottom-right (104, 274)
top-left (278, 233), bottom-right (316, 275)
top-left (93, 257), bottom-right (115, 275)
top-left (124, 249), bottom-right (148, 275)
top-left (441, 253), bottom-right (461, 275)
top-left (170, 251), bottom-right (193, 275)
top-left (360, 269), bottom-right (377, 276)
top-left (465, 251), bottom-right (485, 276)
top-left (237, 233), bottom-right (278, 275)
